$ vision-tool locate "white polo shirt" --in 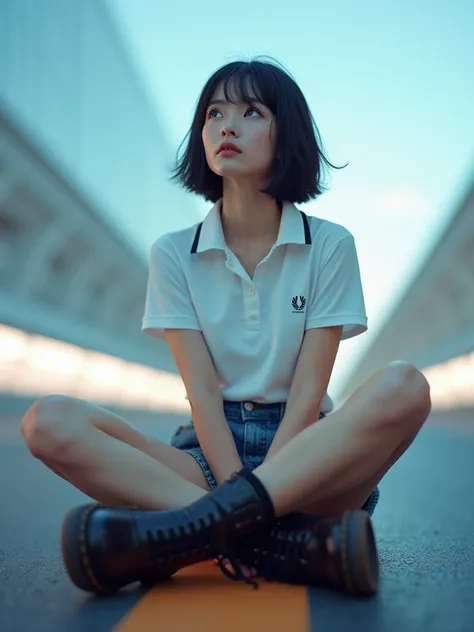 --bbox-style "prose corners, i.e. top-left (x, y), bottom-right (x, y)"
top-left (142, 199), bottom-right (367, 413)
